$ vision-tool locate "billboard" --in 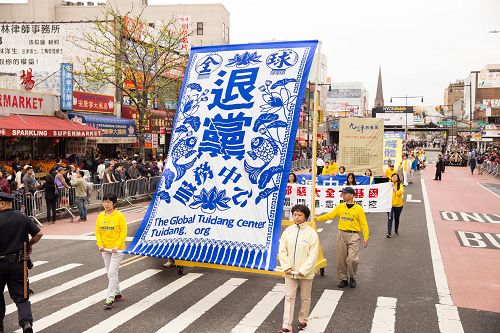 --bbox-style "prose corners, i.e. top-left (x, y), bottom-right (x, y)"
top-left (0, 22), bottom-right (111, 95)
top-left (478, 72), bottom-right (500, 89)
